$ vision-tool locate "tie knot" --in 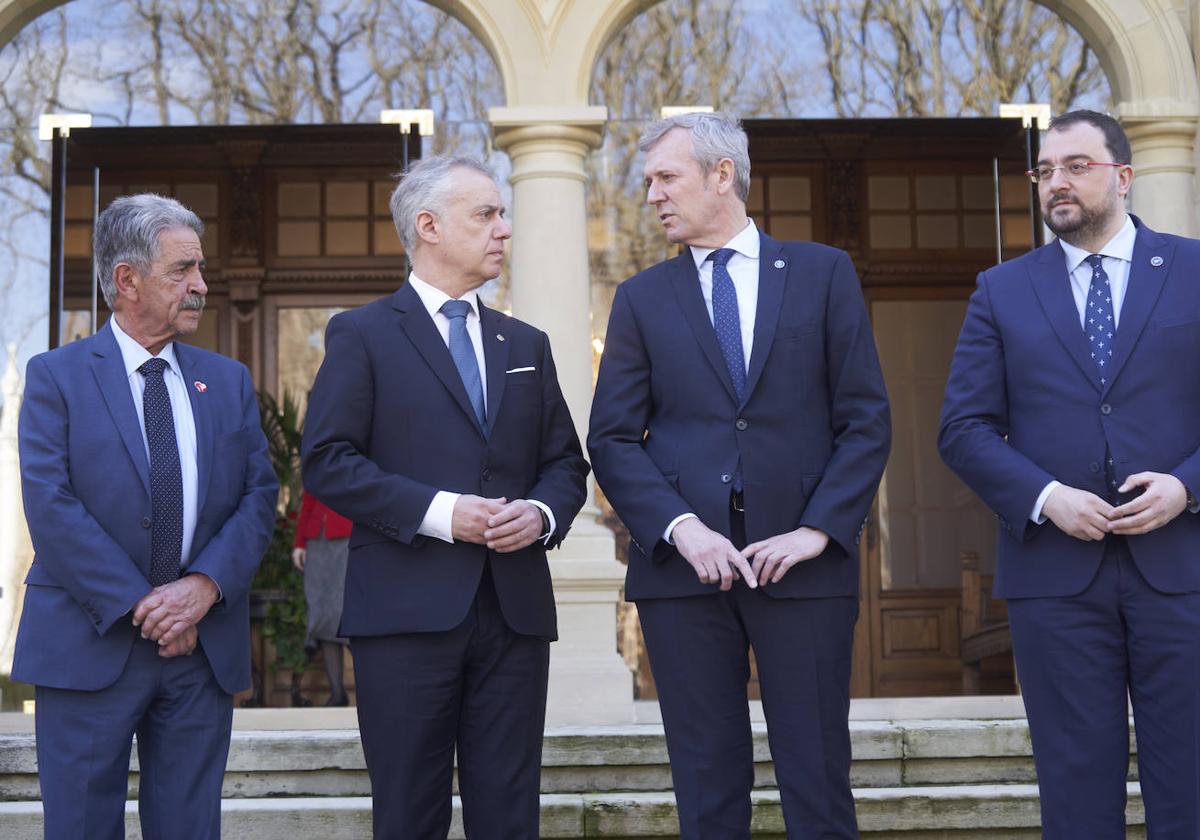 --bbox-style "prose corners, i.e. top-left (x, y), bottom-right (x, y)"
top-left (1086, 254), bottom-right (1105, 271)
top-left (440, 299), bottom-right (472, 321)
top-left (139, 358), bottom-right (169, 378)
top-left (708, 248), bottom-right (737, 269)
